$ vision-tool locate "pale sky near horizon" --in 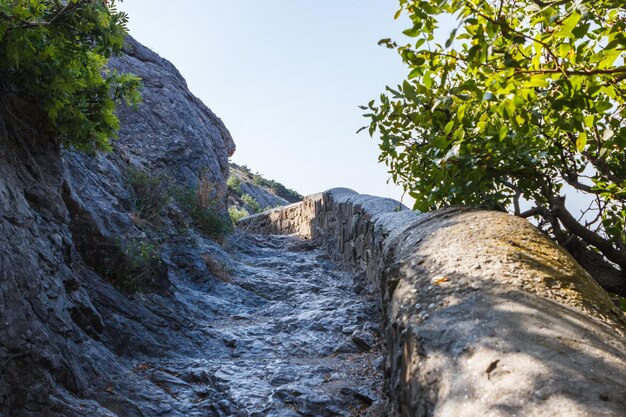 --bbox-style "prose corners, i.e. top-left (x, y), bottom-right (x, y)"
top-left (117, 1), bottom-right (416, 205)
